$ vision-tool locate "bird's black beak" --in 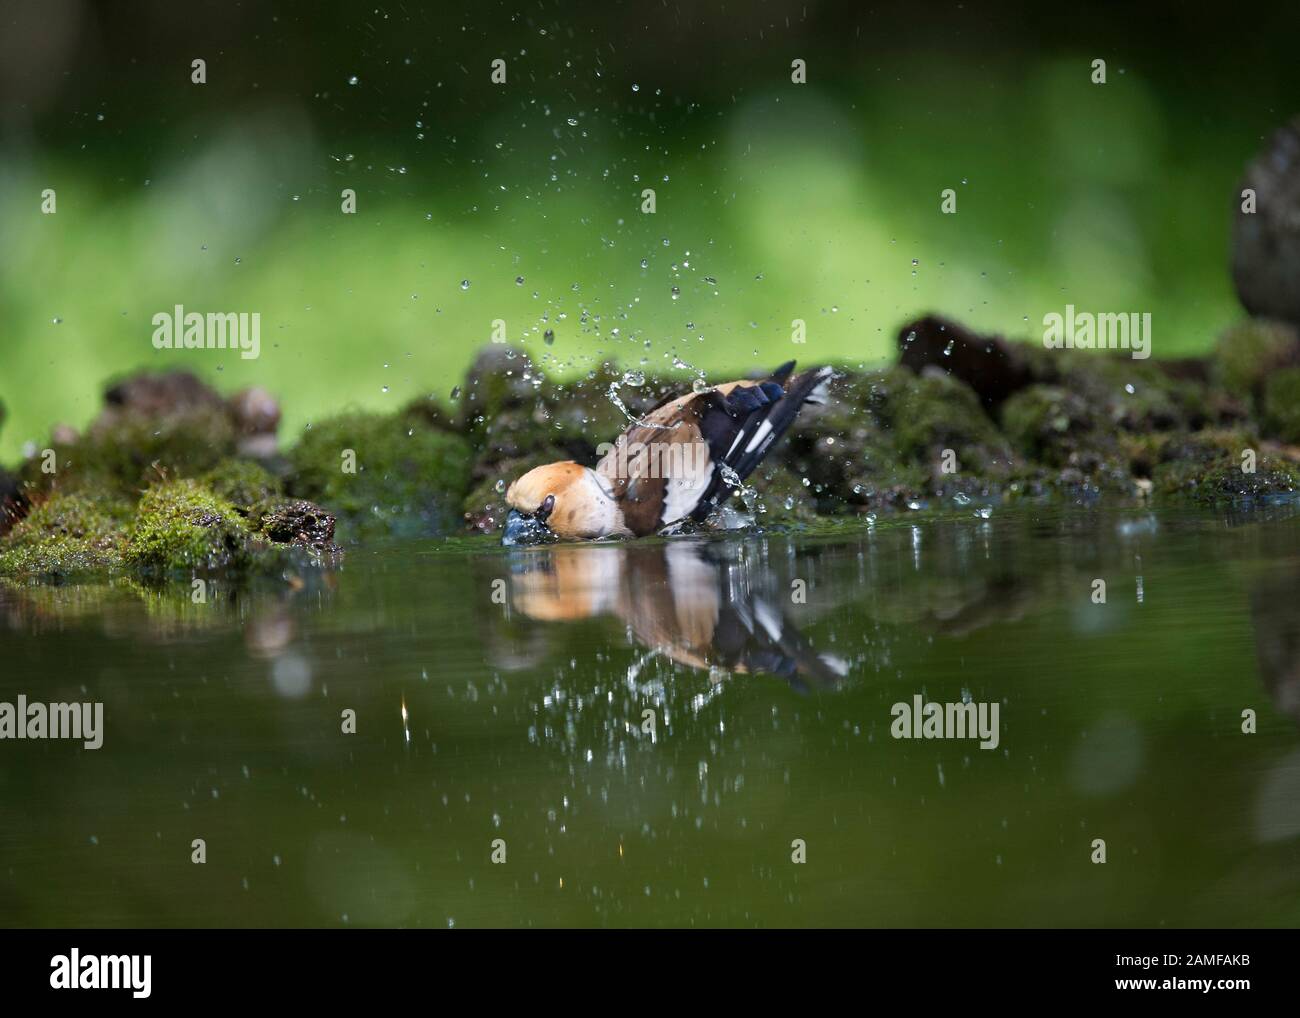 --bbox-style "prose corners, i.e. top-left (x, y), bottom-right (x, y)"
top-left (502, 509), bottom-right (555, 547)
